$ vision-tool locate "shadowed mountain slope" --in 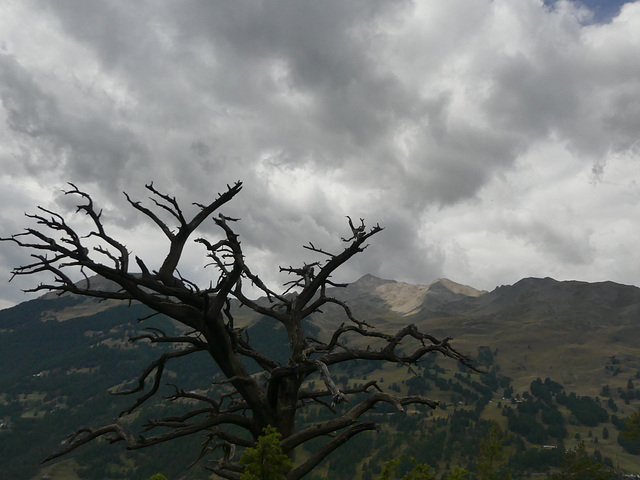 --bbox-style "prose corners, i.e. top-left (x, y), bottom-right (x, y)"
top-left (2, 274), bottom-right (640, 478)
